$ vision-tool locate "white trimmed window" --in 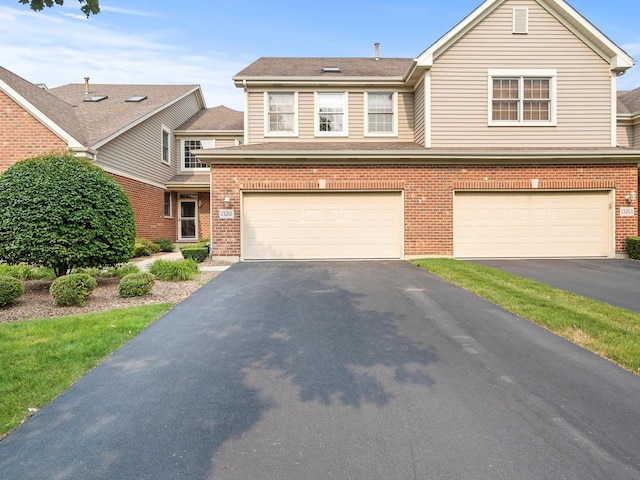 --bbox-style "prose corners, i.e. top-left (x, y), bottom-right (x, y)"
top-left (265, 92), bottom-right (297, 136)
top-left (365, 92), bottom-right (397, 136)
top-left (161, 126), bottom-right (171, 164)
top-left (182, 139), bottom-right (213, 170)
top-left (164, 192), bottom-right (172, 218)
top-left (315, 92), bottom-right (347, 136)
top-left (489, 70), bottom-right (556, 125)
